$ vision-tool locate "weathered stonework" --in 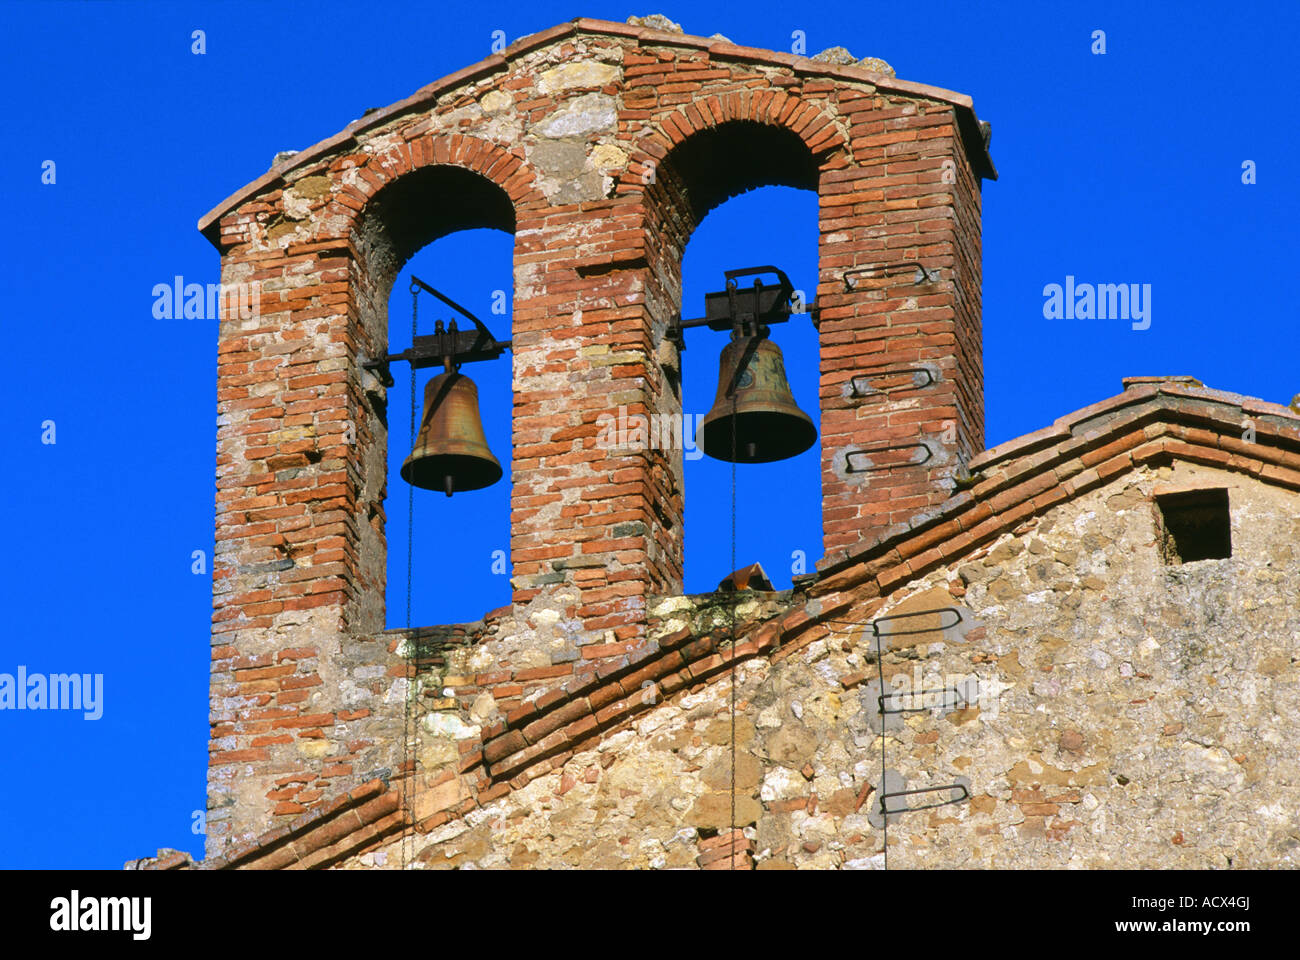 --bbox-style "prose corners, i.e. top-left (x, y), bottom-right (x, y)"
top-left (319, 462), bottom-right (1300, 869)
top-left (137, 368), bottom-right (1300, 870)
top-left (131, 17), bottom-right (1300, 871)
